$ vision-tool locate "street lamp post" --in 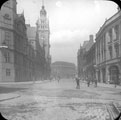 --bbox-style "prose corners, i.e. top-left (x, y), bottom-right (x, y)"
top-left (0, 42), bottom-right (8, 49)
top-left (0, 42), bottom-right (8, 82)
